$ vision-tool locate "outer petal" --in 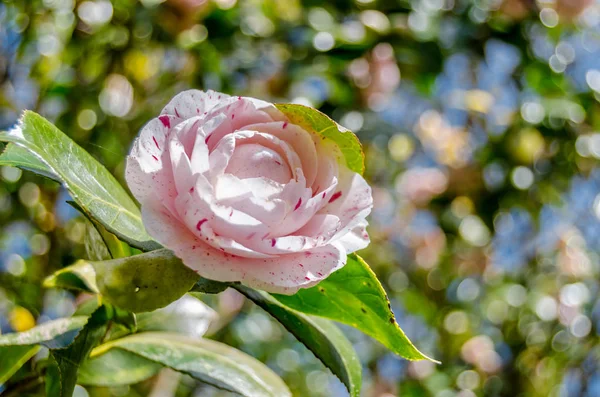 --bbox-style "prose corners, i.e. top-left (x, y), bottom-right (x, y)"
top-left (161, 89), bottom-right (236, 120)
top-left (126, 117), bottom-right (177, 209)
top-left (142, 205), bottom-right (346, 294)
top-left (336, 220), bottom-right (370, 254)
top-left (320, 163), bottom-right (373, 238)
